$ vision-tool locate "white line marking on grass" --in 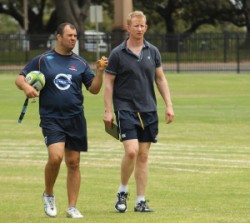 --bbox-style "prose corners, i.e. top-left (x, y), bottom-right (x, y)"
top-left (155, 143), bottom-right (250, 151)
top-left (2, 141), bottom-right (250, 174)
top-left (151, 161), bottom-right (250, 169)
top-left (150, 166), bottom-right (220, 174)
top-left (150, 155), bottom-right (250, 163)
